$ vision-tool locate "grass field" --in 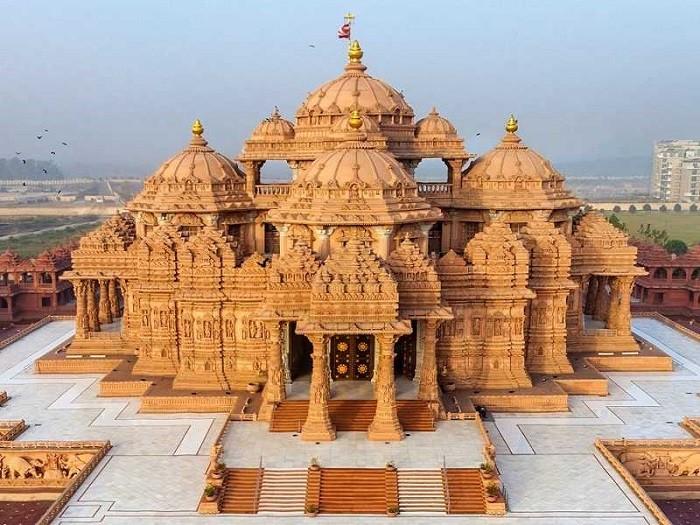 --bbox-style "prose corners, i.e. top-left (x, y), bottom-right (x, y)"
top-left (605, 211), bottom-right (700, 246)
top-left (0, 223), bottom-right (99, 258)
